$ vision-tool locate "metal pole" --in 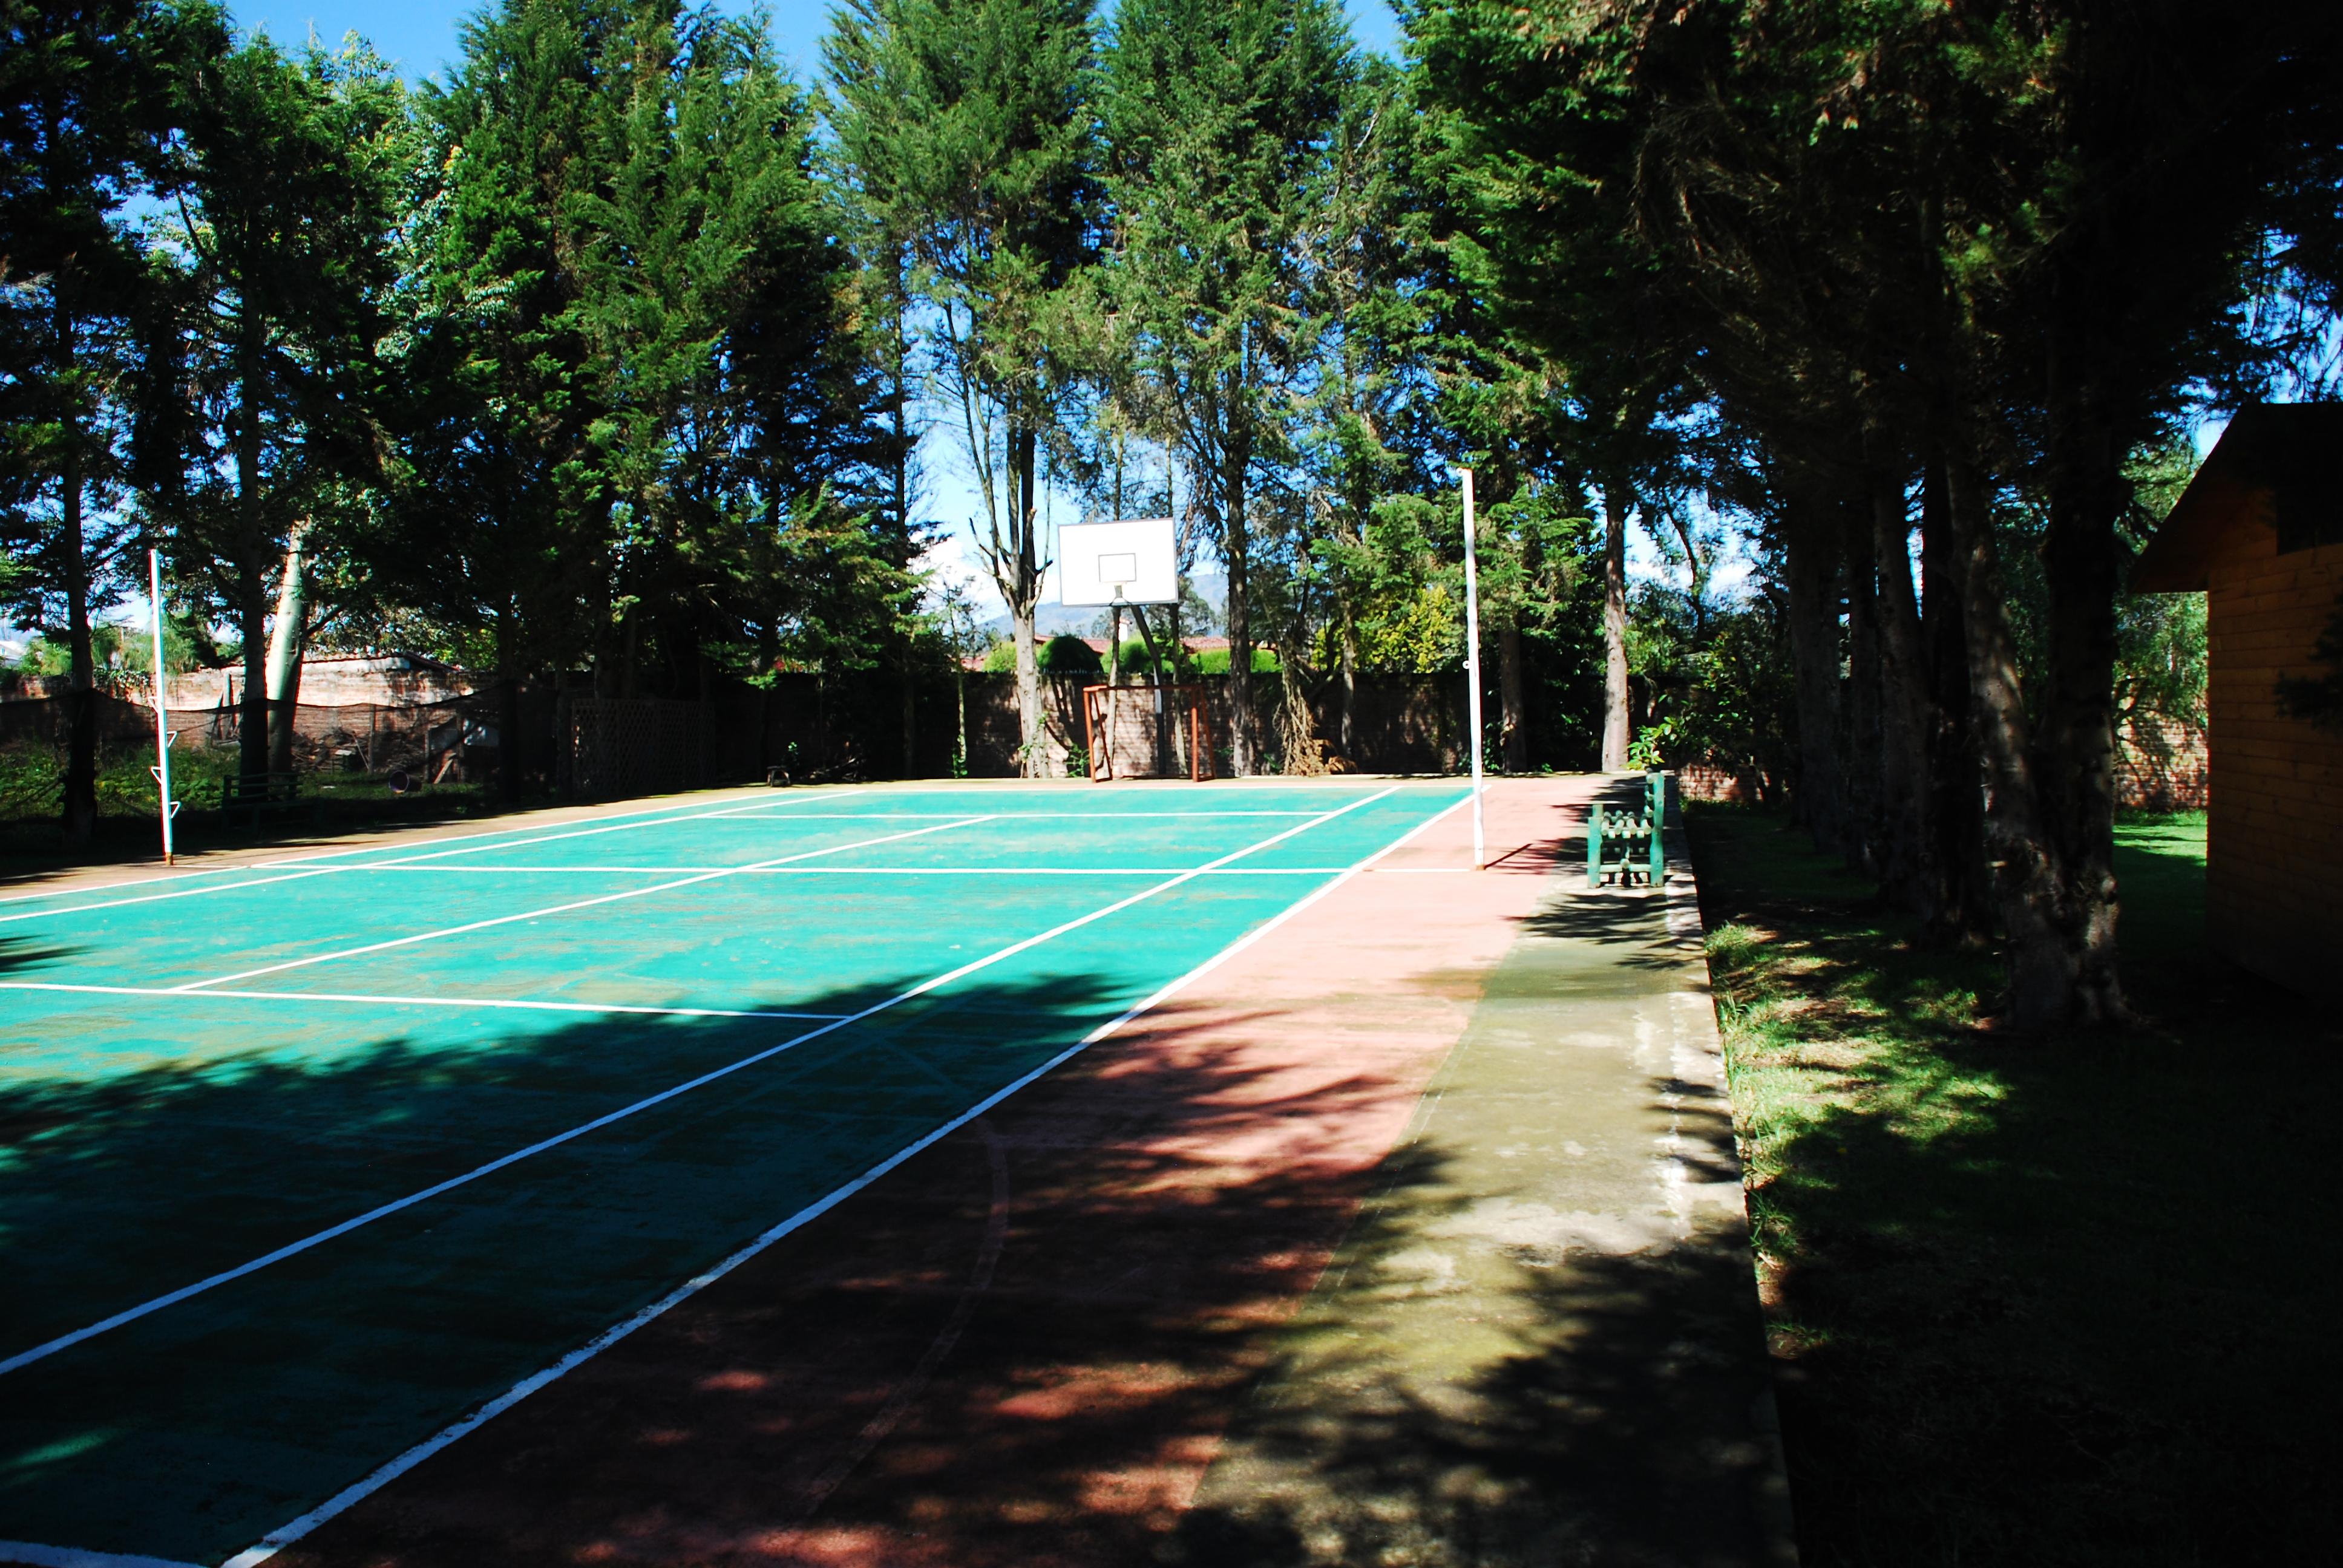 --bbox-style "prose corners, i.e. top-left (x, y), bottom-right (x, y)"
top-left (1461, 469), bottom-right (1485, 870)
top-left (148, 549), bottom-right (175, 865)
